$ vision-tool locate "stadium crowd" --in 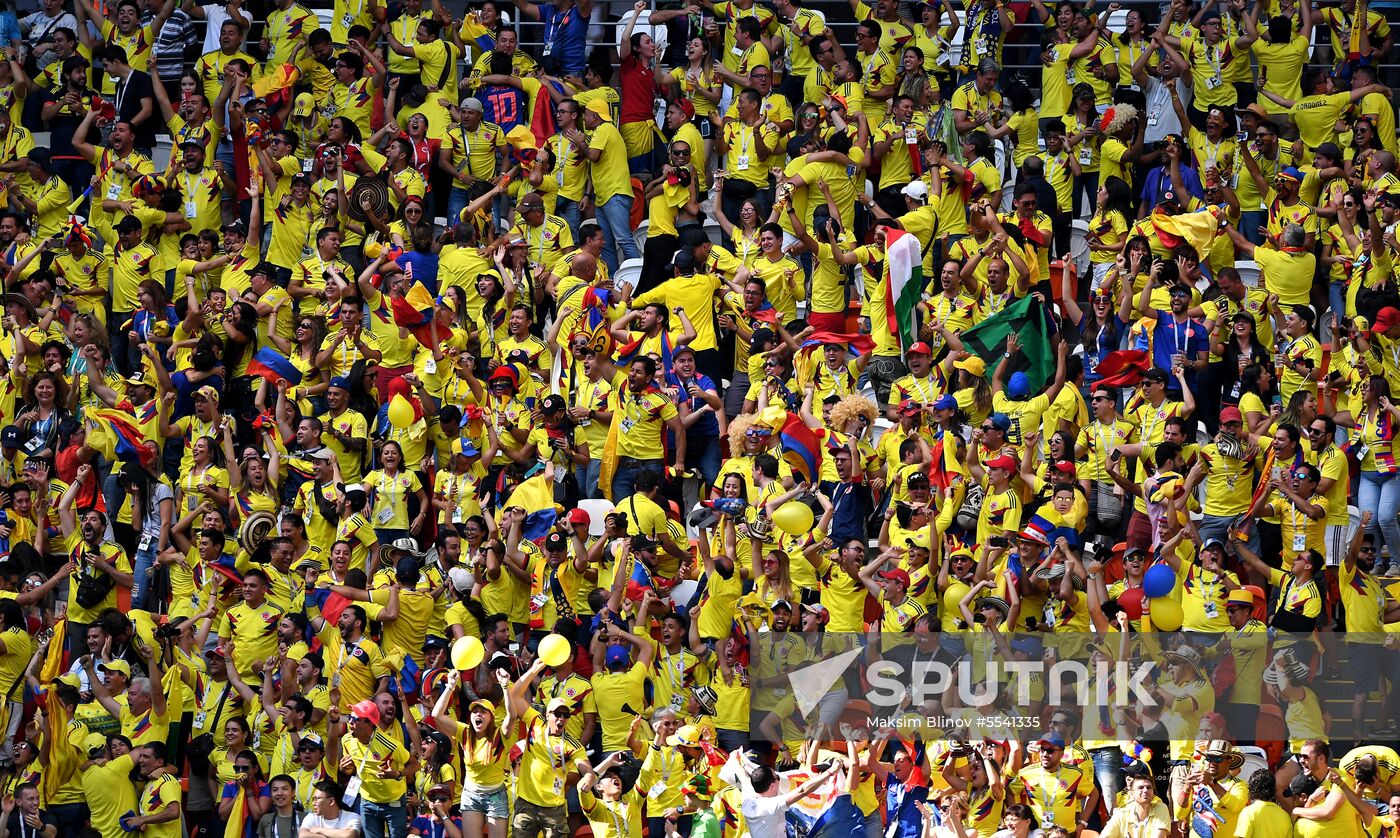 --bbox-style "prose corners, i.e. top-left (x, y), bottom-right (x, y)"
top-left (1, 0), bottom-right (1400, 836)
